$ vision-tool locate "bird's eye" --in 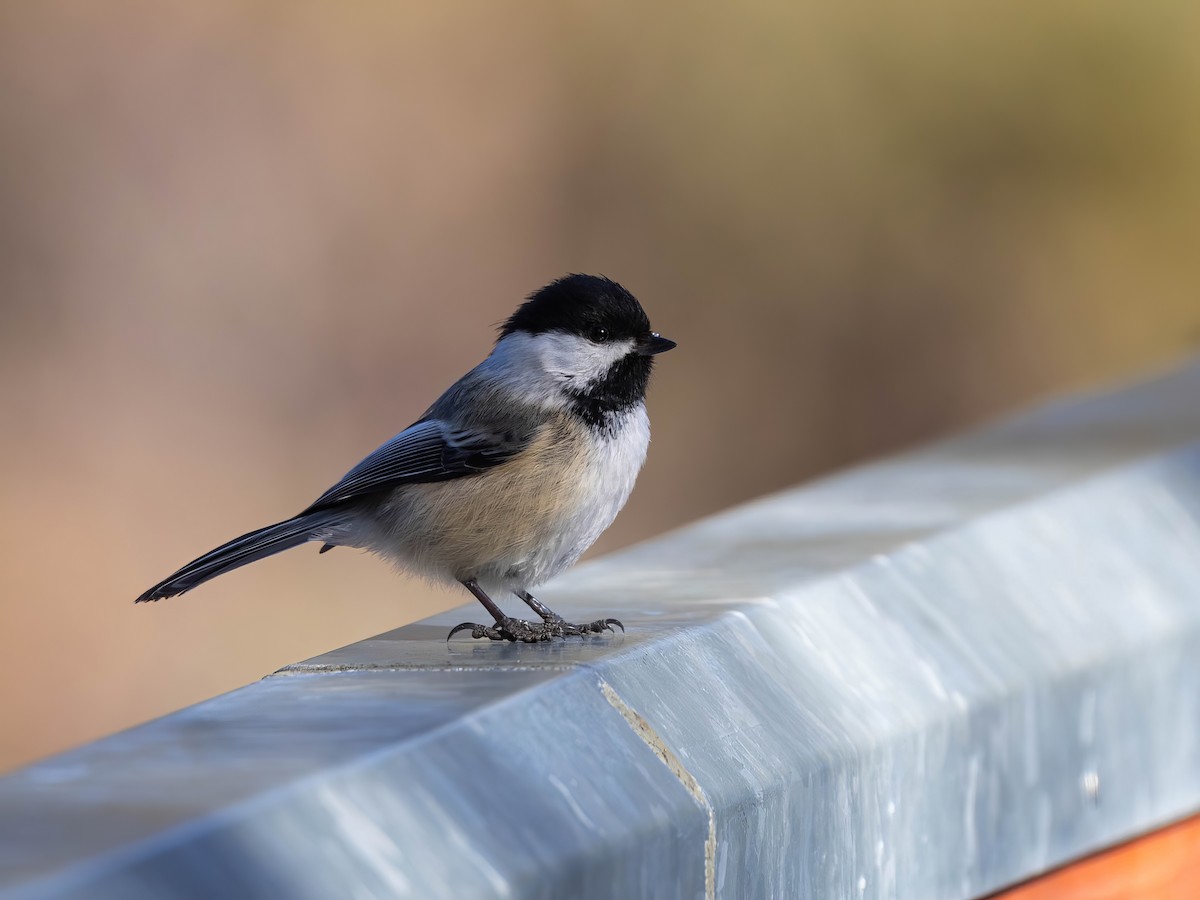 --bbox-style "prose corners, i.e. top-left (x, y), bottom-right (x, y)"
top-left (590, 326), bottom-right (610, 343)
